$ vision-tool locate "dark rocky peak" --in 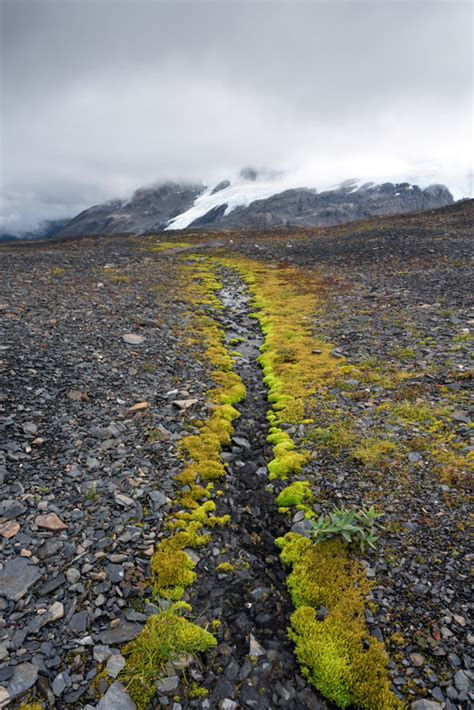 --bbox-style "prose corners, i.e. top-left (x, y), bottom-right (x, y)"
top-left (211, 180), bottom-right (231, 195)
